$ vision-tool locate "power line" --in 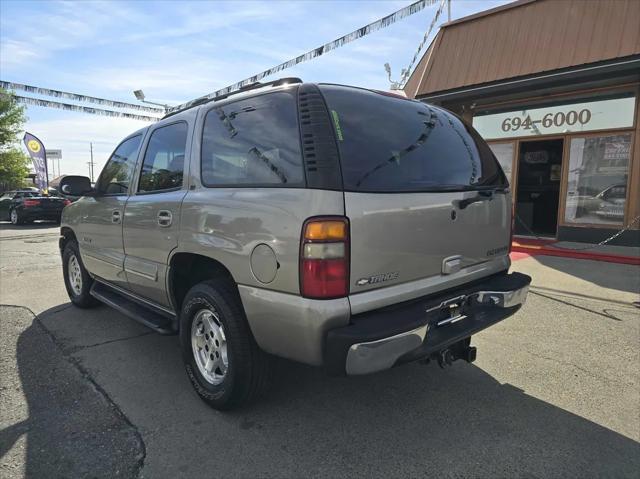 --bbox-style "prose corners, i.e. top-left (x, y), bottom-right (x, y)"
top-left (1, 80), bottom-right (164, 113)
top-left (170, 0), bottom-right (441, 113)
top-left (13, 95), bottom-right (159, 122)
